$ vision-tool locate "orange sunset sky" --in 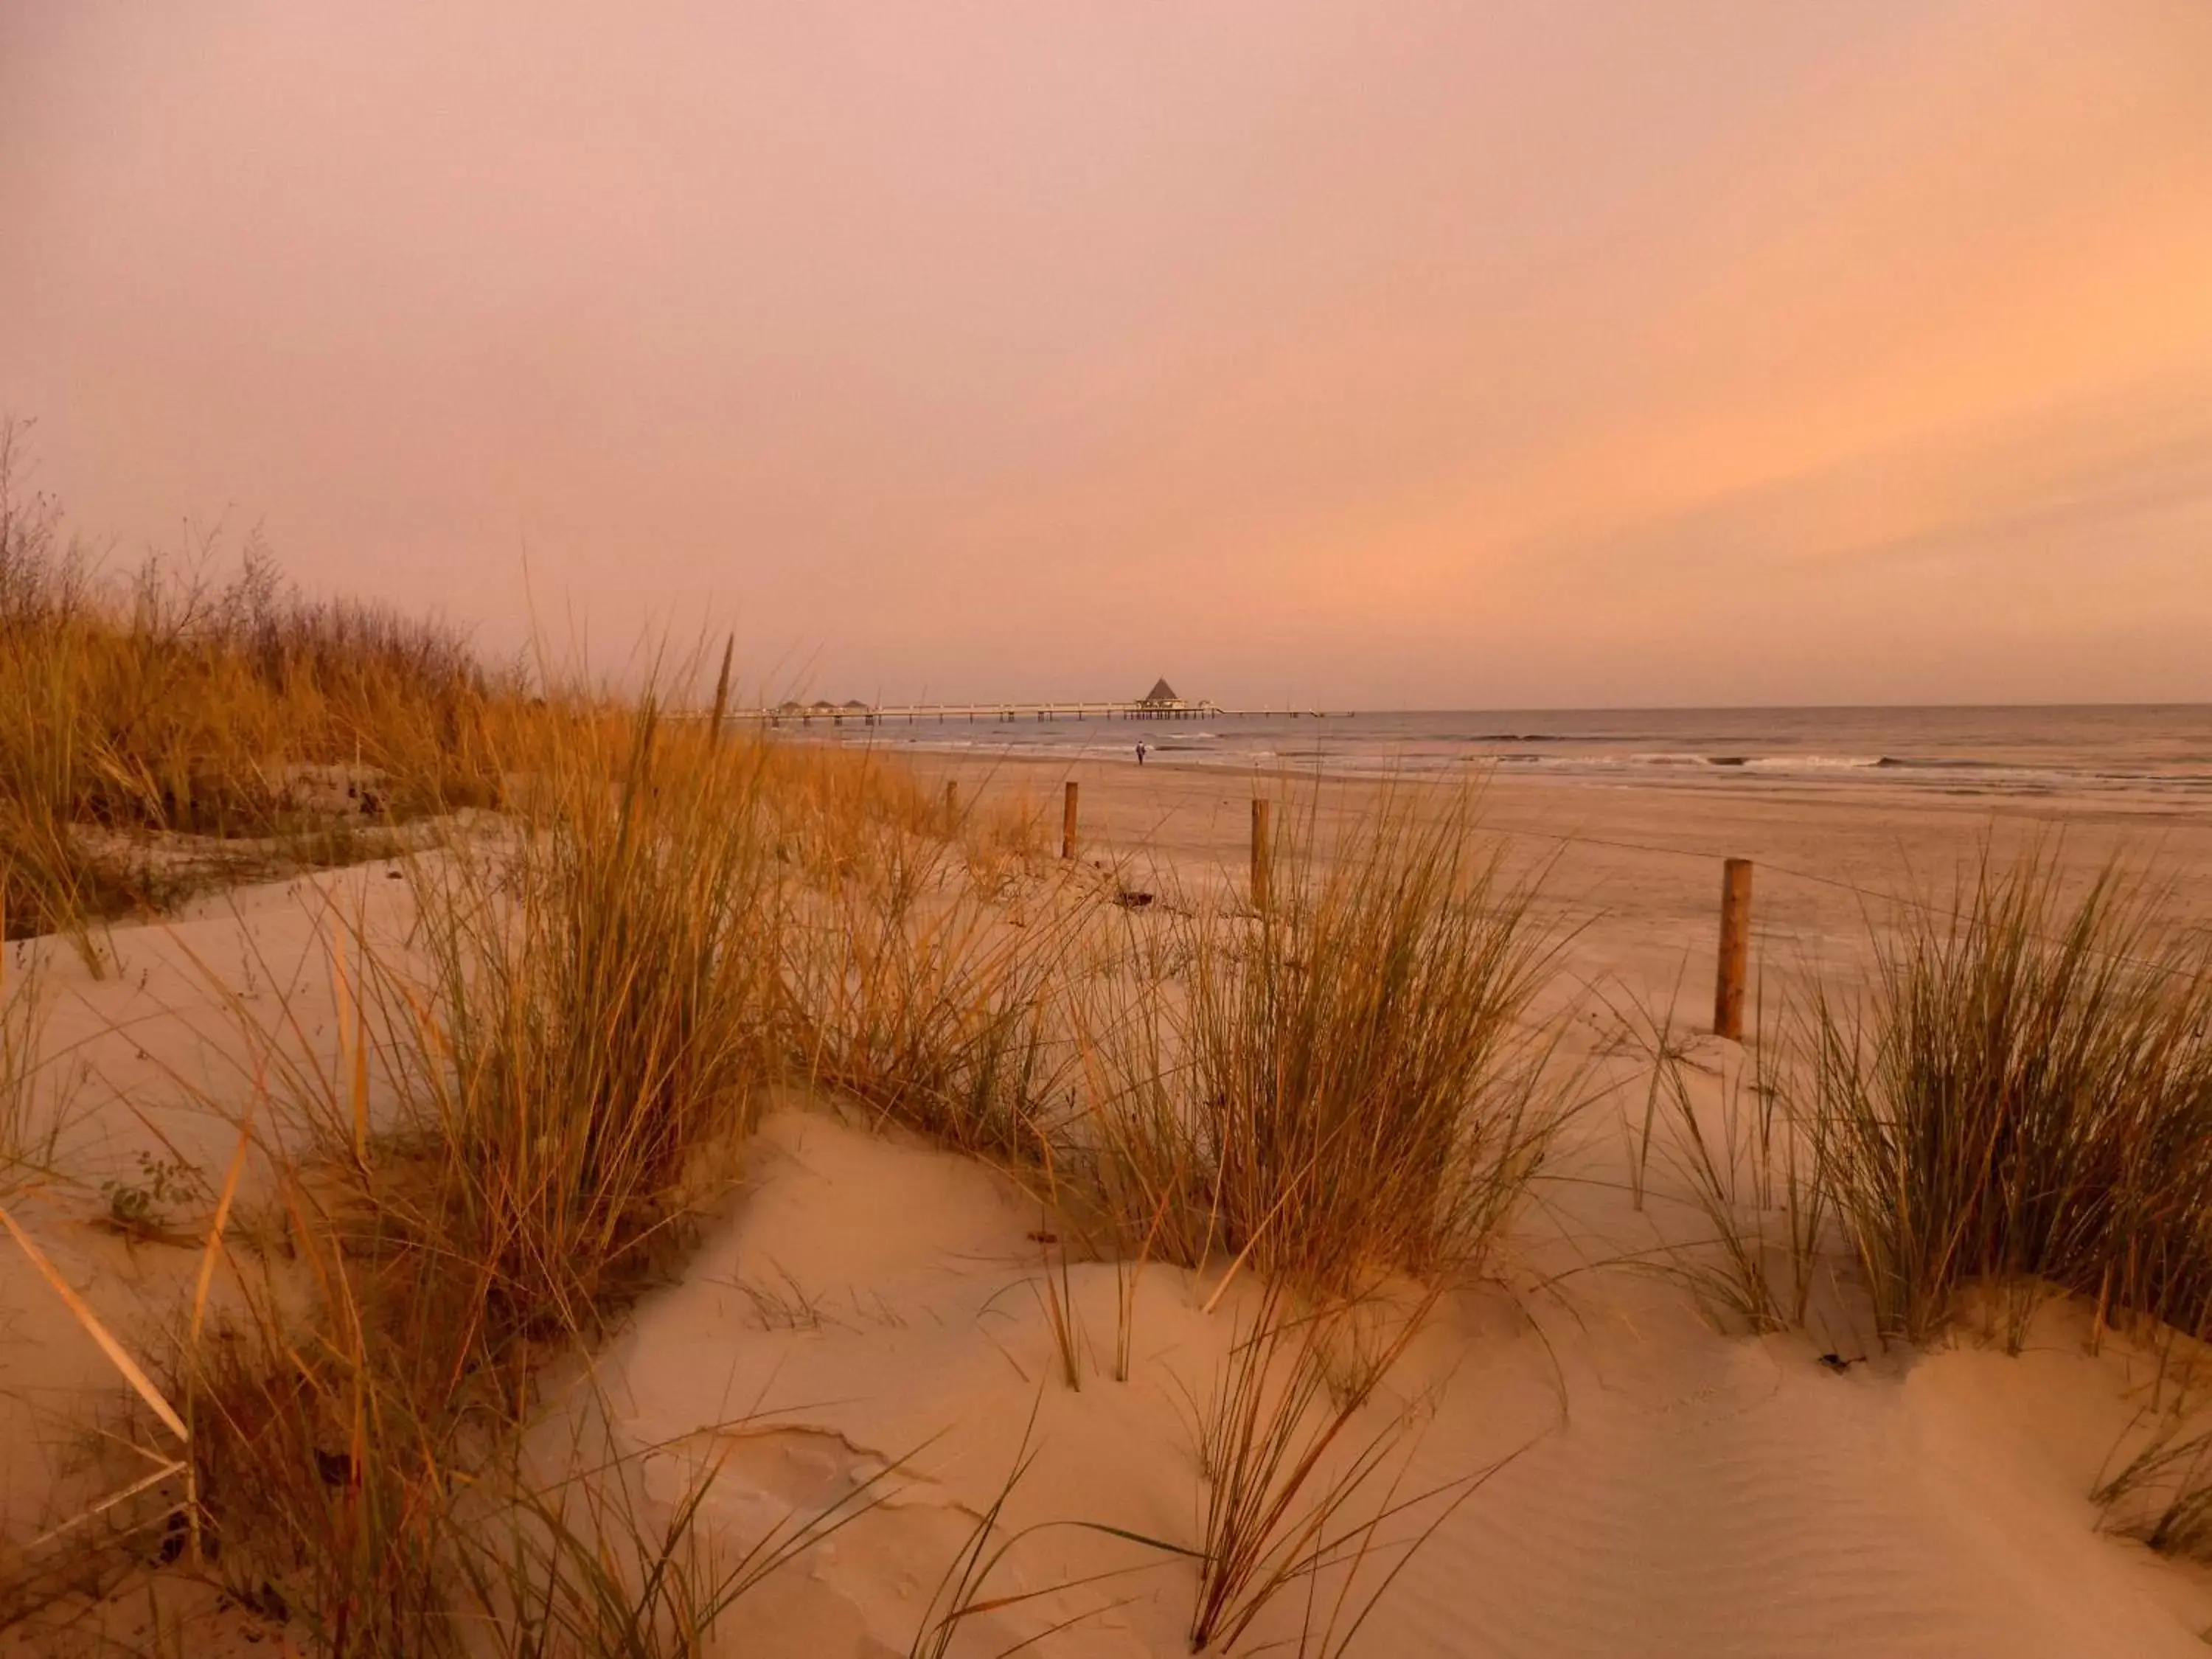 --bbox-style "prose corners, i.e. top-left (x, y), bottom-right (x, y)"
top-left (3, 2), bottom-right (2209, 708)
